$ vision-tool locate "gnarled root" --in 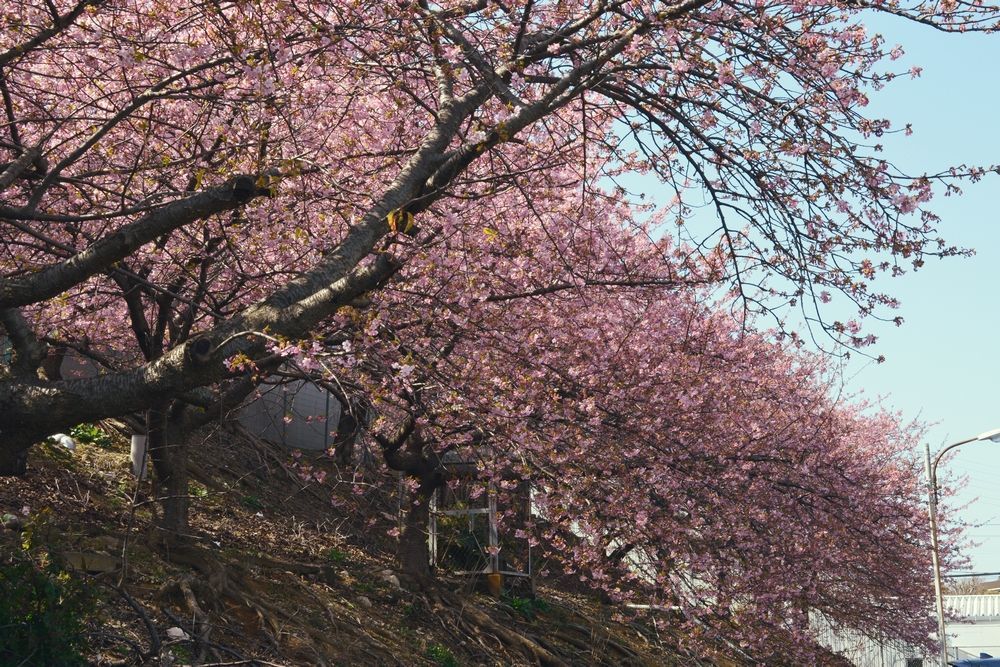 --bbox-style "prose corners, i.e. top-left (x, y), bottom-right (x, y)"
top-left (427, 589), bottom-right (566, 666)
top-left (157, 544), bottom-right (285, 658)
